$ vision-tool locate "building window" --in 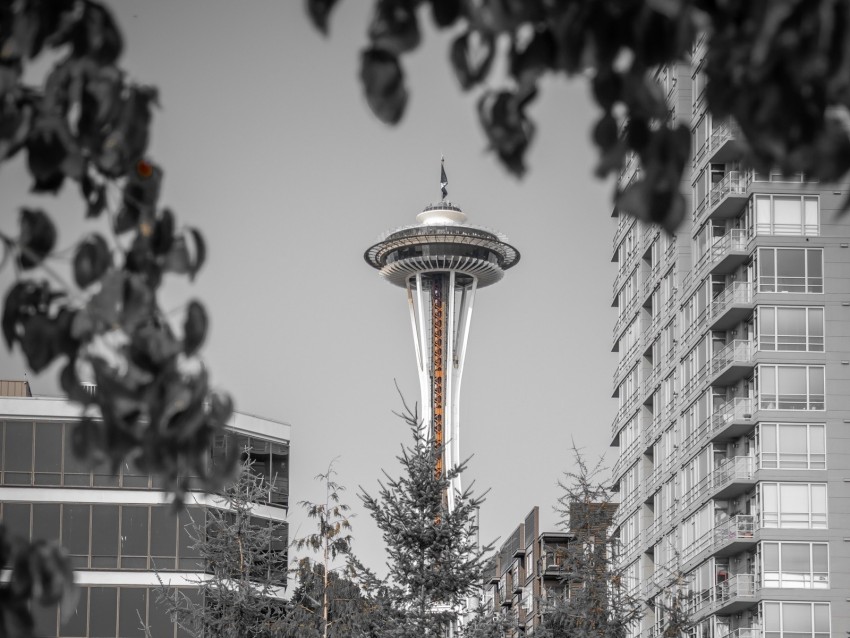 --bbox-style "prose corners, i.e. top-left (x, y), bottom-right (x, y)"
top-left (761, 542), bottom-right (829, 588)
top-left (618, 268), bottom-right (639, 315)
top-left (680, 504), bottom-right (712, 560)
top-left (754, 195), bottom-right (819, 236)
top-left (761, 483), bottom-right (827, 529)
top-left (757, 306), bottom-right (824, 351)
top-left (618, 366), bottom-right (639, 409)
top-left (757, 248), bottom-right (823, 293)
top-left (758, 423), bottom-right (826, 470)
top-left (763, 601), bottom-right (830, 638)
top-left (757, 365), bottom-right (825, 411)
